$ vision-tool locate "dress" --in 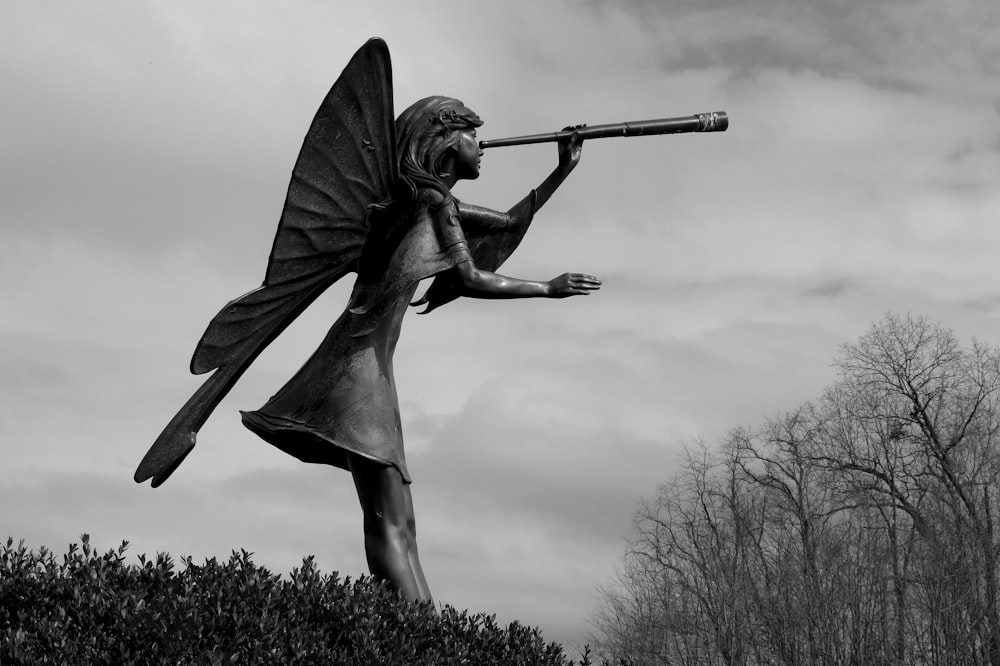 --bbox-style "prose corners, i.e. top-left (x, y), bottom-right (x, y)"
top-left (241, 188), bottom-right (472, 483)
